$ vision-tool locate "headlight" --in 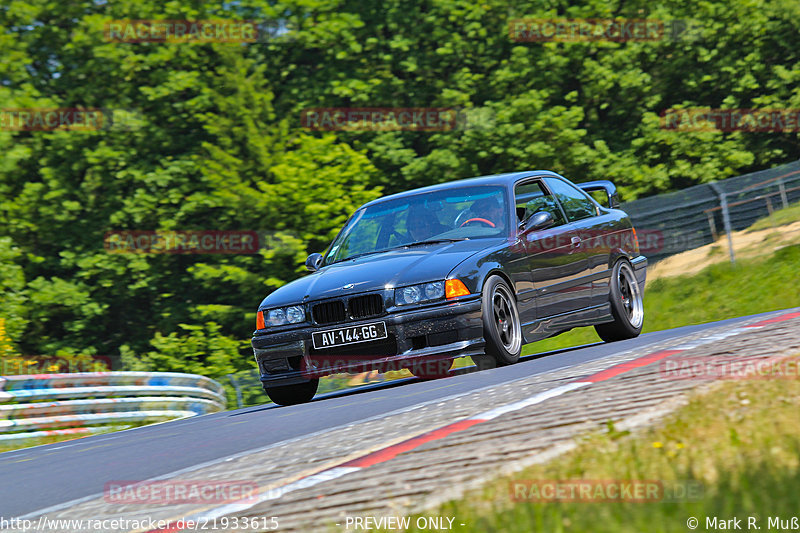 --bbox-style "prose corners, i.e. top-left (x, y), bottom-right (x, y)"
top-left (425, 282), bottom-right (445, 300)
top-left (264, 305), bottom-right (306, 326)
top-left (267, 308), bottom-right (286, 326)
top-left (395, 281), bottom-right (445, 306)
top-left (286, 306), bottom-right (305, 323)
top-left (401, 285), bottom-right (422, 304)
